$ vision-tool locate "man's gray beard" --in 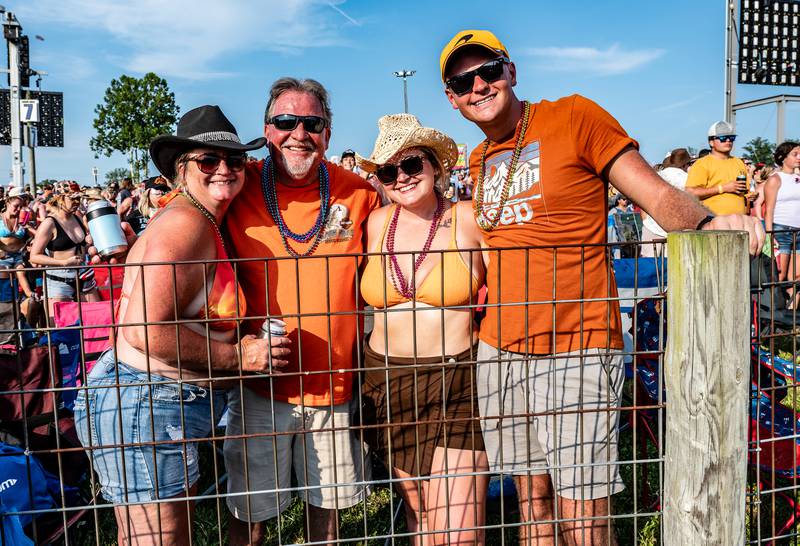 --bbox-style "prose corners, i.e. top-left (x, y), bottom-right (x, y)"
top-left (279, 153), bottom-right (317, 181)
